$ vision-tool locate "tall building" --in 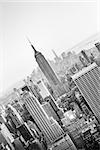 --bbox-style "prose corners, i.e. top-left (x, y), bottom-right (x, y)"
top-left (28, 40), bottom-right (66, 97)
top-left (0, 123), bottom-right (14, 149)
top-left (81, 50), bottom-right (90, 64)
top-left (79, 56), bottom-right (87, 67)
top-left (23, 77), bottom-right (43, 104)
top-left (7, 104), bottom-right (23, 128)
top-left (37, 80), bottom-right (63, 121)
top-left (52, 49), bottom-right (61, 63)
top-left (22, 92), bottom-right (64, 144)
top-left (37, 80), bottom-right (50, 99)
top-left (72, 62), bottom-right (100, 122)
top-left (42, 102), bottom-right (60, 122)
